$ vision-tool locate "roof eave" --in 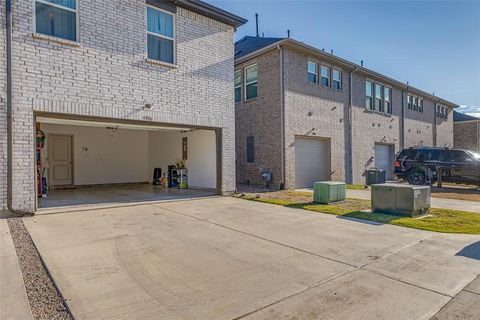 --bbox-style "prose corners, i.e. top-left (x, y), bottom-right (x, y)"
top-left (170, 0), bottom-right (247, 28)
